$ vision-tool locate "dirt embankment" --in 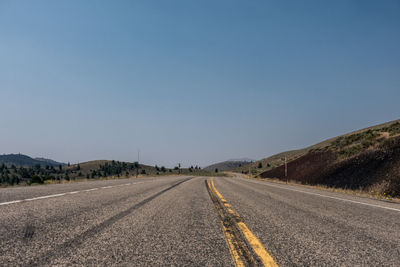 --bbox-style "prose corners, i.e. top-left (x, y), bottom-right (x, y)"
top-left (260, 136), bottom-right (400, 197)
